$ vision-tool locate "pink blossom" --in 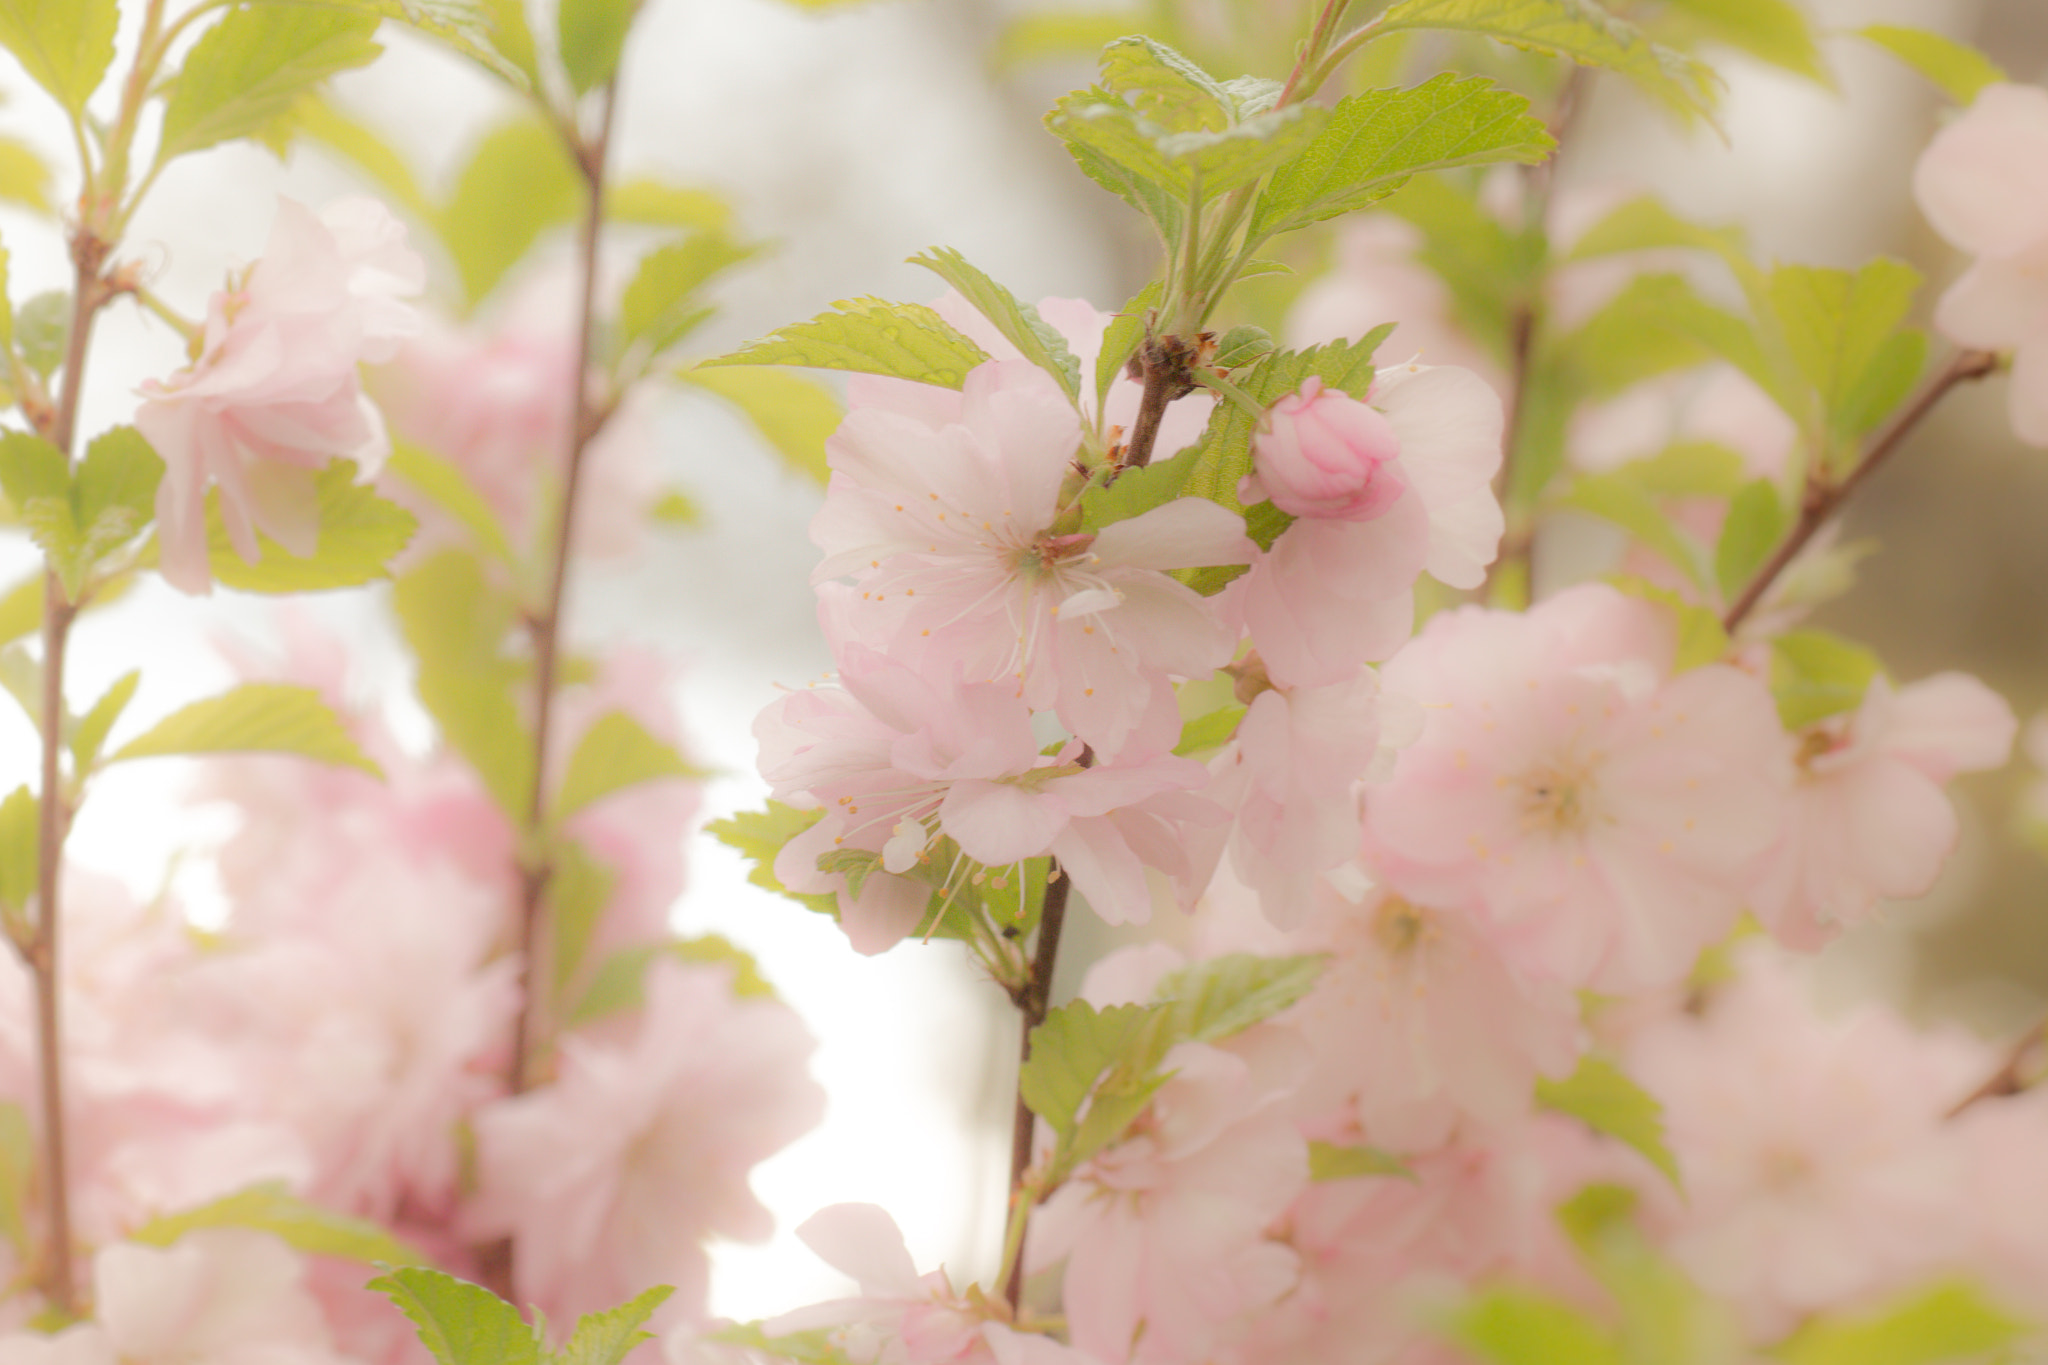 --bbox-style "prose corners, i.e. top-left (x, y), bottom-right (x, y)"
top-left (1247, 378), bottom-right (1406, 521)
top-left (1363, 584), bottom-right (1789, 991)
top-left (137, 197), bottom-right (424, 594)
top-left (1628, 948), bottom-right (1990, 1337)
top-left (1752, 672), bottom-right (2015, 949)
top-left (465, 959), bottom-right (824, 1328)
top-left (1912, 82), bottom-right (2048, 443)
top-left (812, 359), bottom-right (1252, 757)
top-left (1284, 216), bottom-right (1500, 385)
top-left (757, 637), bottom-right (1220, 946)
top-left (1029, 1043), bottom-right (1307, 1365)
top-left (1237, 361), bottom-right (1504, 688)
